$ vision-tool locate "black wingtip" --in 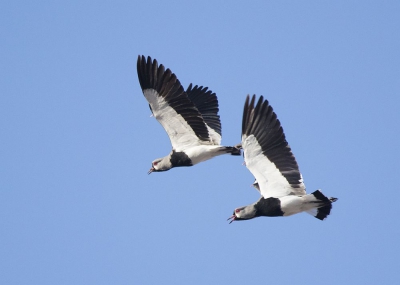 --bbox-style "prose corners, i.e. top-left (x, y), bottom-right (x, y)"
top-left (136, 56), bottom-right (211, 142)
